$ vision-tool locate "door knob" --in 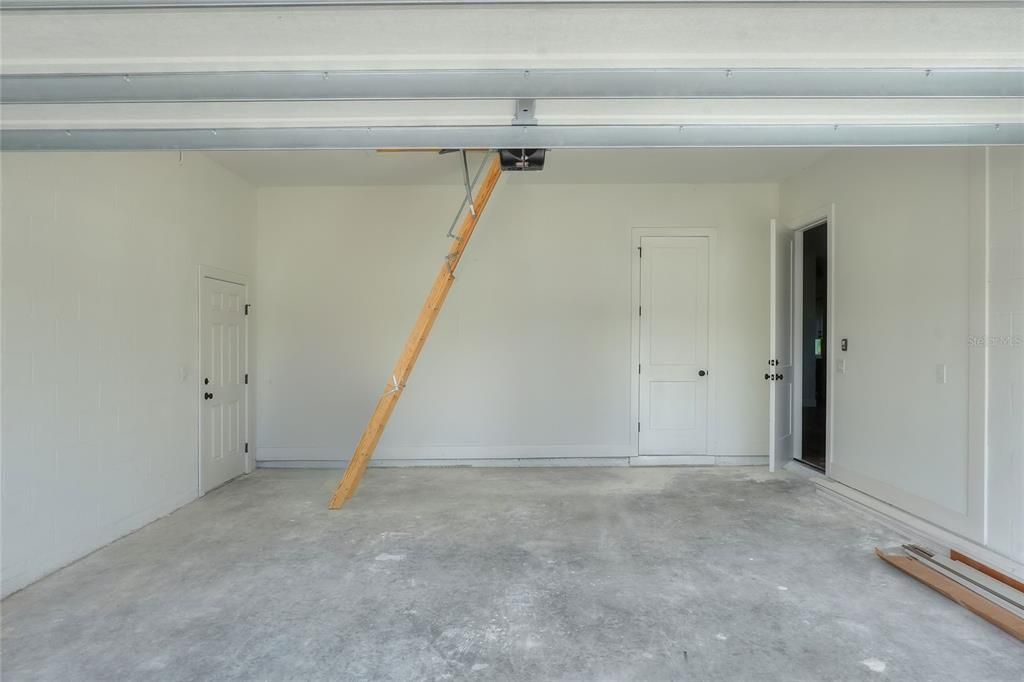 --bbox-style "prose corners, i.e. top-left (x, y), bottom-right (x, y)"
top-left (698, 370), bottom-right (707, 377)
top-left (204, 392), bottom-right (213, 400)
